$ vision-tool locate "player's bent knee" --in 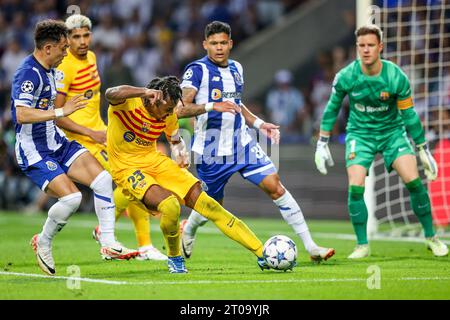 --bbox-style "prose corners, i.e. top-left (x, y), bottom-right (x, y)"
top-left (90, 170), bottom-right (113, 194)
top-left (157, 195), bottom-right (181, 224)
top-left (50, 192), bottom-right (83, 222)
